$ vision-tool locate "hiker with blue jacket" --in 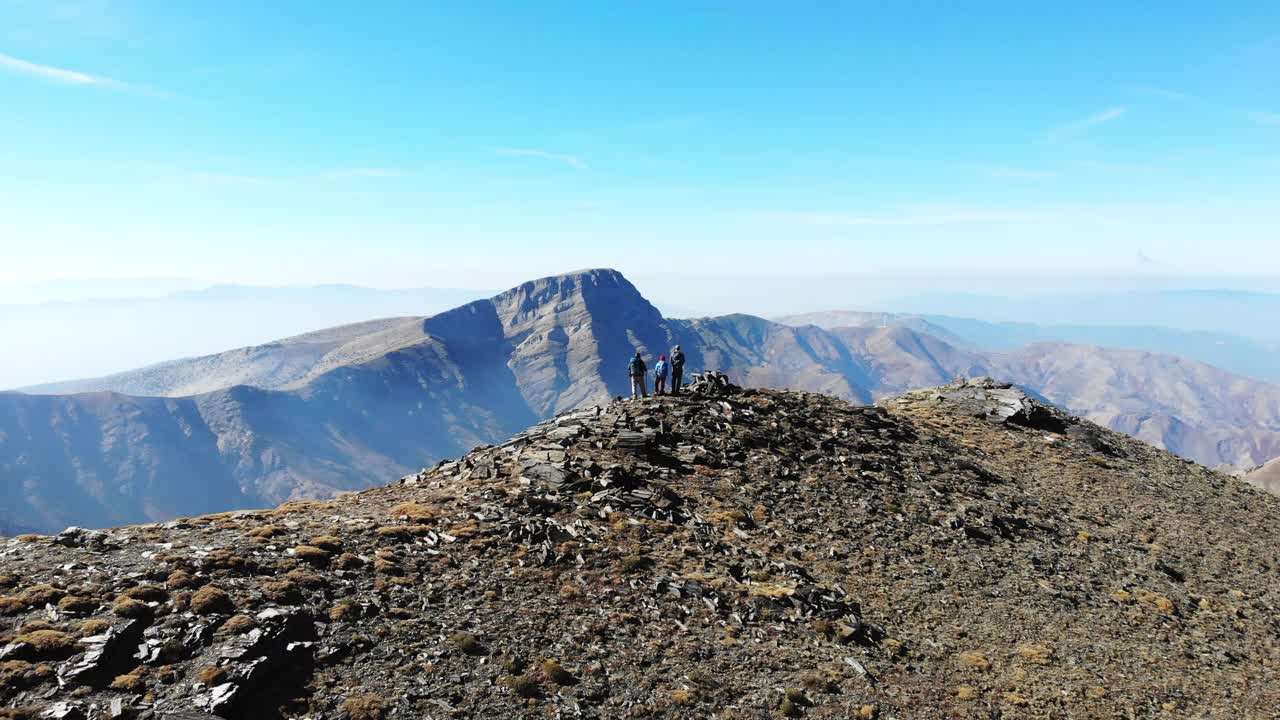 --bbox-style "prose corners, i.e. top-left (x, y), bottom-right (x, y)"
top-left (628, 351), bottom-right (648, 399)
top-left (669, 345), bottom-right (686, 394)
top-left (654, 355), bottom-right (670, 395)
